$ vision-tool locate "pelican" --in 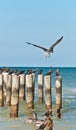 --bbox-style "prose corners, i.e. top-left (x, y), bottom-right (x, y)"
top-left (38, 69), bottom-right (43, 74)
top-left (16, 70), bottom-right (25, 75)
top-left (36, 109), bottom-right (53, 130)
top-left (56, 69), bottom-right (60, 76)
top-left (45, 66), bottom-right (53, 76)
top-left (24, 111), bottom-right (37, 124)
top-left (8, 70), bottom-right (14, 75)
top-left (24, 111), bottom-right (44, 126)
top-left (42, 109), bottom-right (52, 116)
top-left (26, 36), bottom-right (63, 58)
top-left (26, 68), bottom-right (38, 75)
